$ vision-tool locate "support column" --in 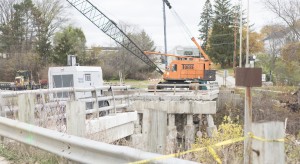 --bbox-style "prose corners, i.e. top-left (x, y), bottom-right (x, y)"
top-left (18, 94), bottom-right (35, 124)
top-left (206, 114), bottom-right (217, 137)
top-left (166, 114), bottom-right (177, 154)
top-left (196, 114), bottom-right (203, 139)
top-left (130, 113), bottom-right (143, 150)
top-left (66, 101), bottom-right (85, 137)
top-left (184, 114), bottom-right (195, 150)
